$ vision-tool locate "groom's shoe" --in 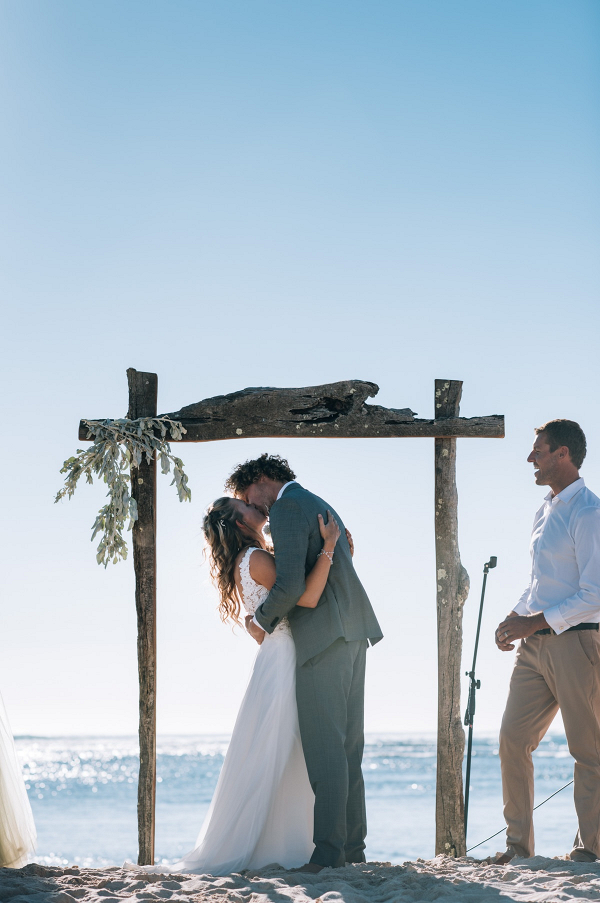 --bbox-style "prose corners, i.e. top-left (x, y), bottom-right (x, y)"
top-left (569, 850), bottom-right (597, 862)
top-left (291, 863), bottom-right (326, 874)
